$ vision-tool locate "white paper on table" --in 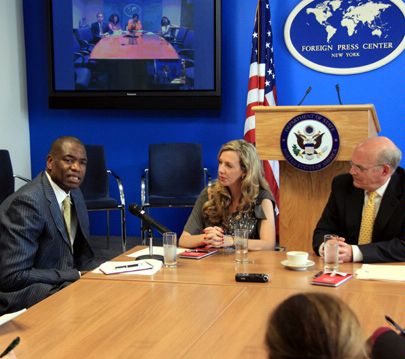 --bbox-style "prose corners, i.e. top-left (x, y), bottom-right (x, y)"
top-left (355, 264), bottom-right (405, 282)
top-left (127, 246), bottom-right (186, 258)
top-left (0, 308), bottom-right (26, 326)
top-left (92, 259), bottom-right (163, 275)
